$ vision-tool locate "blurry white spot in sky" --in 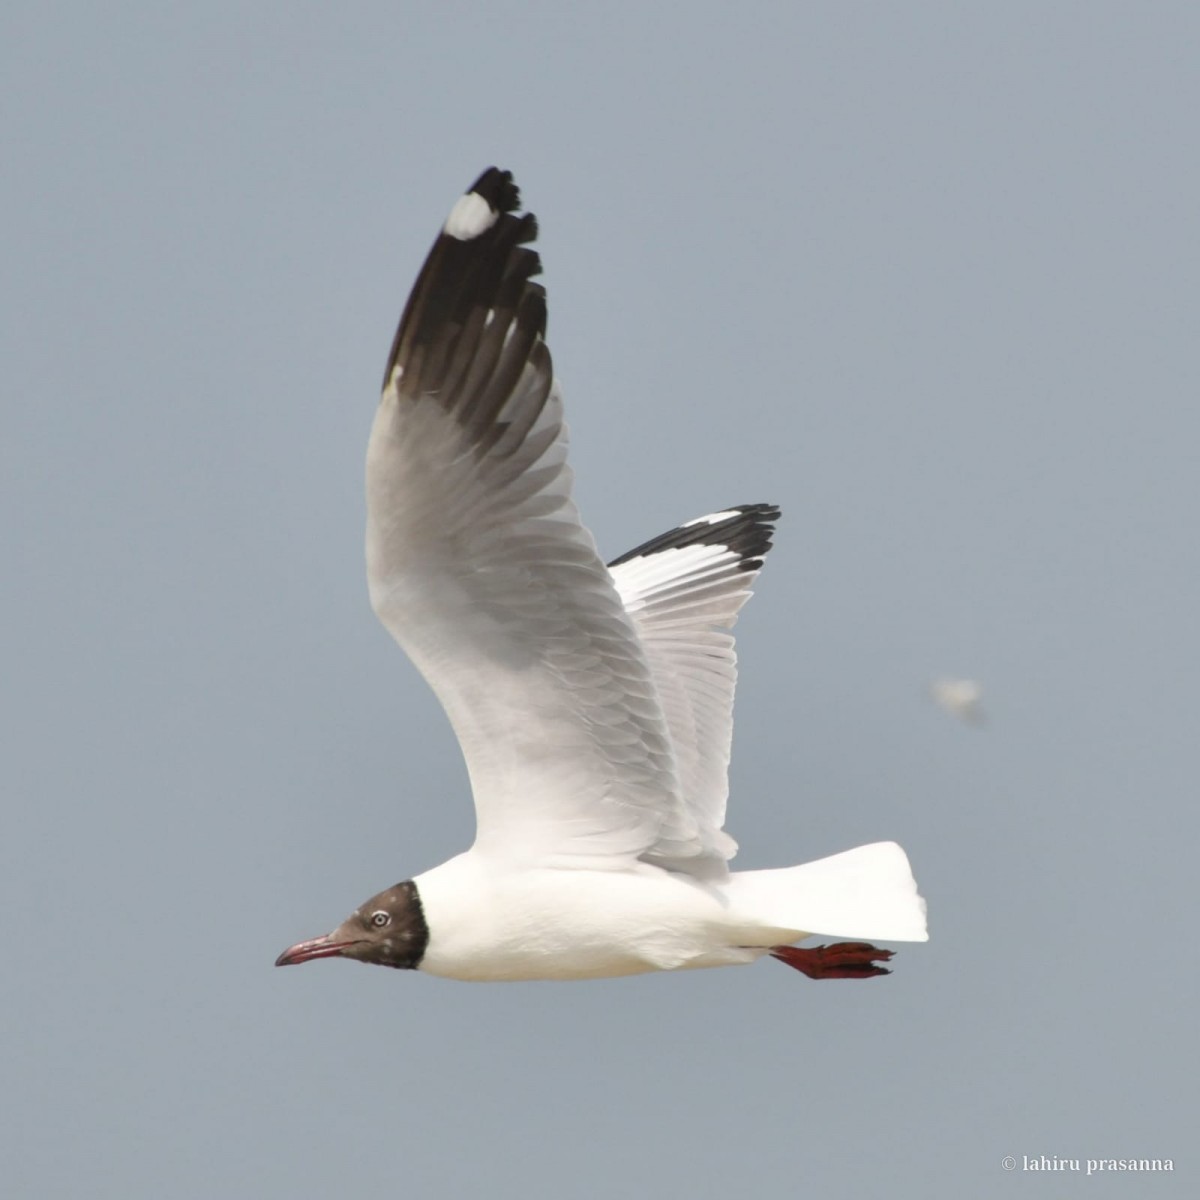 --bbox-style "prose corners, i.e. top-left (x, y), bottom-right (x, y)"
top-left (930, 678), bottom-right (985, 725)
